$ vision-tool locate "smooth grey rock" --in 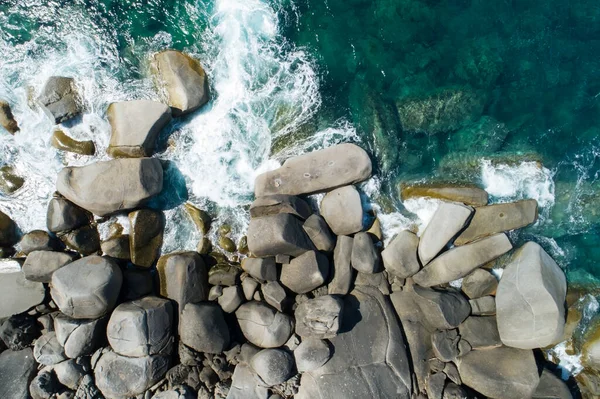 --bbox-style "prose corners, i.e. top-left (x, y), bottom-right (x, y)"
top-left (179, 302), bottom-right (230, 354)
top-left (151, 50), bottom-right (210, 116)
top-left (418, 202), bottom-right (473, 265)
top-left (413, 286), bottom-right (470, 330)
top-left (320, 185), bottom-right (363, 236)
top-left (354, 271), bottom-right (390, 295)
top-left (53, 358), bottom-right (86, 389)
top-left (455, 199), bottom-right (538, 245)
top-left (37, 76), bottom-right (81, 123)
top-left (0, 348), bottom-right (37, 399)
top-left (262, 281), bottom-right (287, 312)
top-left (294, 338), bottom-right (331, 373)
top-left (46, 197), bottom-right (91, 233)
top-left (412, 233), bottom-right (512, 287)
top-left (107, 296), bottom-right (174, 357)
top-left (250, 349), bottom-right (294, 387)
top-left (241, 257), bottom-right (277, 281)
top-left (129, 209), bottom-right (164, 267)
top-left (235, 302), bottom-right (293, 348)
top-left (107, 100), bottom-right (172, 158)
top-left (469, 296), bottom-right (496, 316)
top-left (218, 285), bottom-right (244, 313)
top-left (459, 316), bottom-right (502, 349)
top-left (0, 259), bottom-right (45, 318)
top-left (34, 332), bottom-right (66, 365)
top-left (533, 369), bottom-right (573, 399)
top-left (60, 224), bottom-right (100, 255)
top-left (94, 350), bottom-right (169, 399)
top-left (497, 241), bottom-right (567, 349)
top-left (54, 313), bottom-right (104, 358)
top-left (30, 370), bottom-right (58, 399)
top-left (426, 372), bottom-right (446, 399)
top-left (295, 295), bottom-right (343, 339)
top-left (350, 232), bottom-right (380, 274)
top-left (250, 195), bottom-right (311, 220)
top-left (328, 235), bottom-right (353, 295)
top-left (381, 230), bottom-right (420, 278)
top-left (302, 214), bottom-right (336, 252)
top-left (0, 210), bottom-right (18, 246)
top-left (23, 250), bottom-right (76, 283)
top-left (51, 255), bottom-right (122, 319)
top-left (247, 213), bottom-right (314, 257)
top-left (456, 346), bottom-right (539, 399)
top-left (227, 364), bottom-right (269, 399)
top-left (101, 235), bottom-right (131, 260)
top-left (19, 230), bottom-right (61, 254)
top-left (443, 362), bottom-right (461, 385)
top-left (431, 329), bottom-right (460, 362)
top-left (56, 158), bottom-right (163, 216)
top-left (0, 314), bottom-right (40, 350)
top-left (461, 268), bottom-right (498, 299)
top-left (242, 277), bottom-right (259, 301)
top-left (157, 252), bottom-right (209, 311)
top-left (280, 250), bottom-right (329, 294)
top-left (209, 285), bottom-right (223, 301)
